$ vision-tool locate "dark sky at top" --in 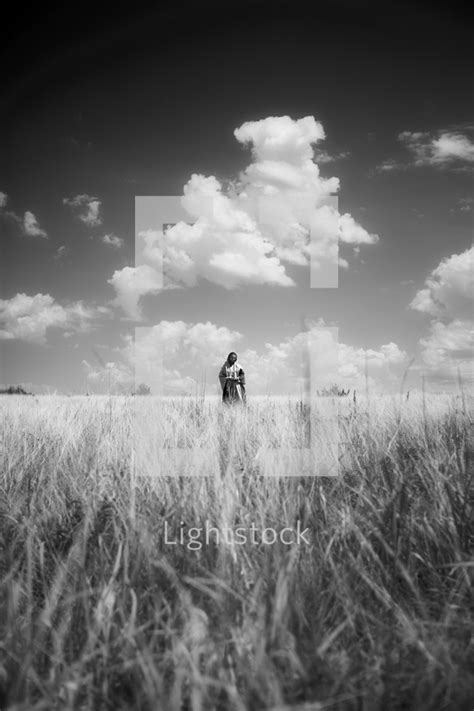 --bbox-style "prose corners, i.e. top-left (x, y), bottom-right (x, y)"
top-left (2, 0), bottom-right (472, 161)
